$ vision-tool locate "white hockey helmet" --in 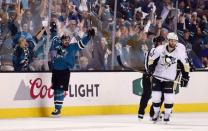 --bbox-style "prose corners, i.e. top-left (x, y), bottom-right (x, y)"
top-left (167, 32), bottom-right (178, 41)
